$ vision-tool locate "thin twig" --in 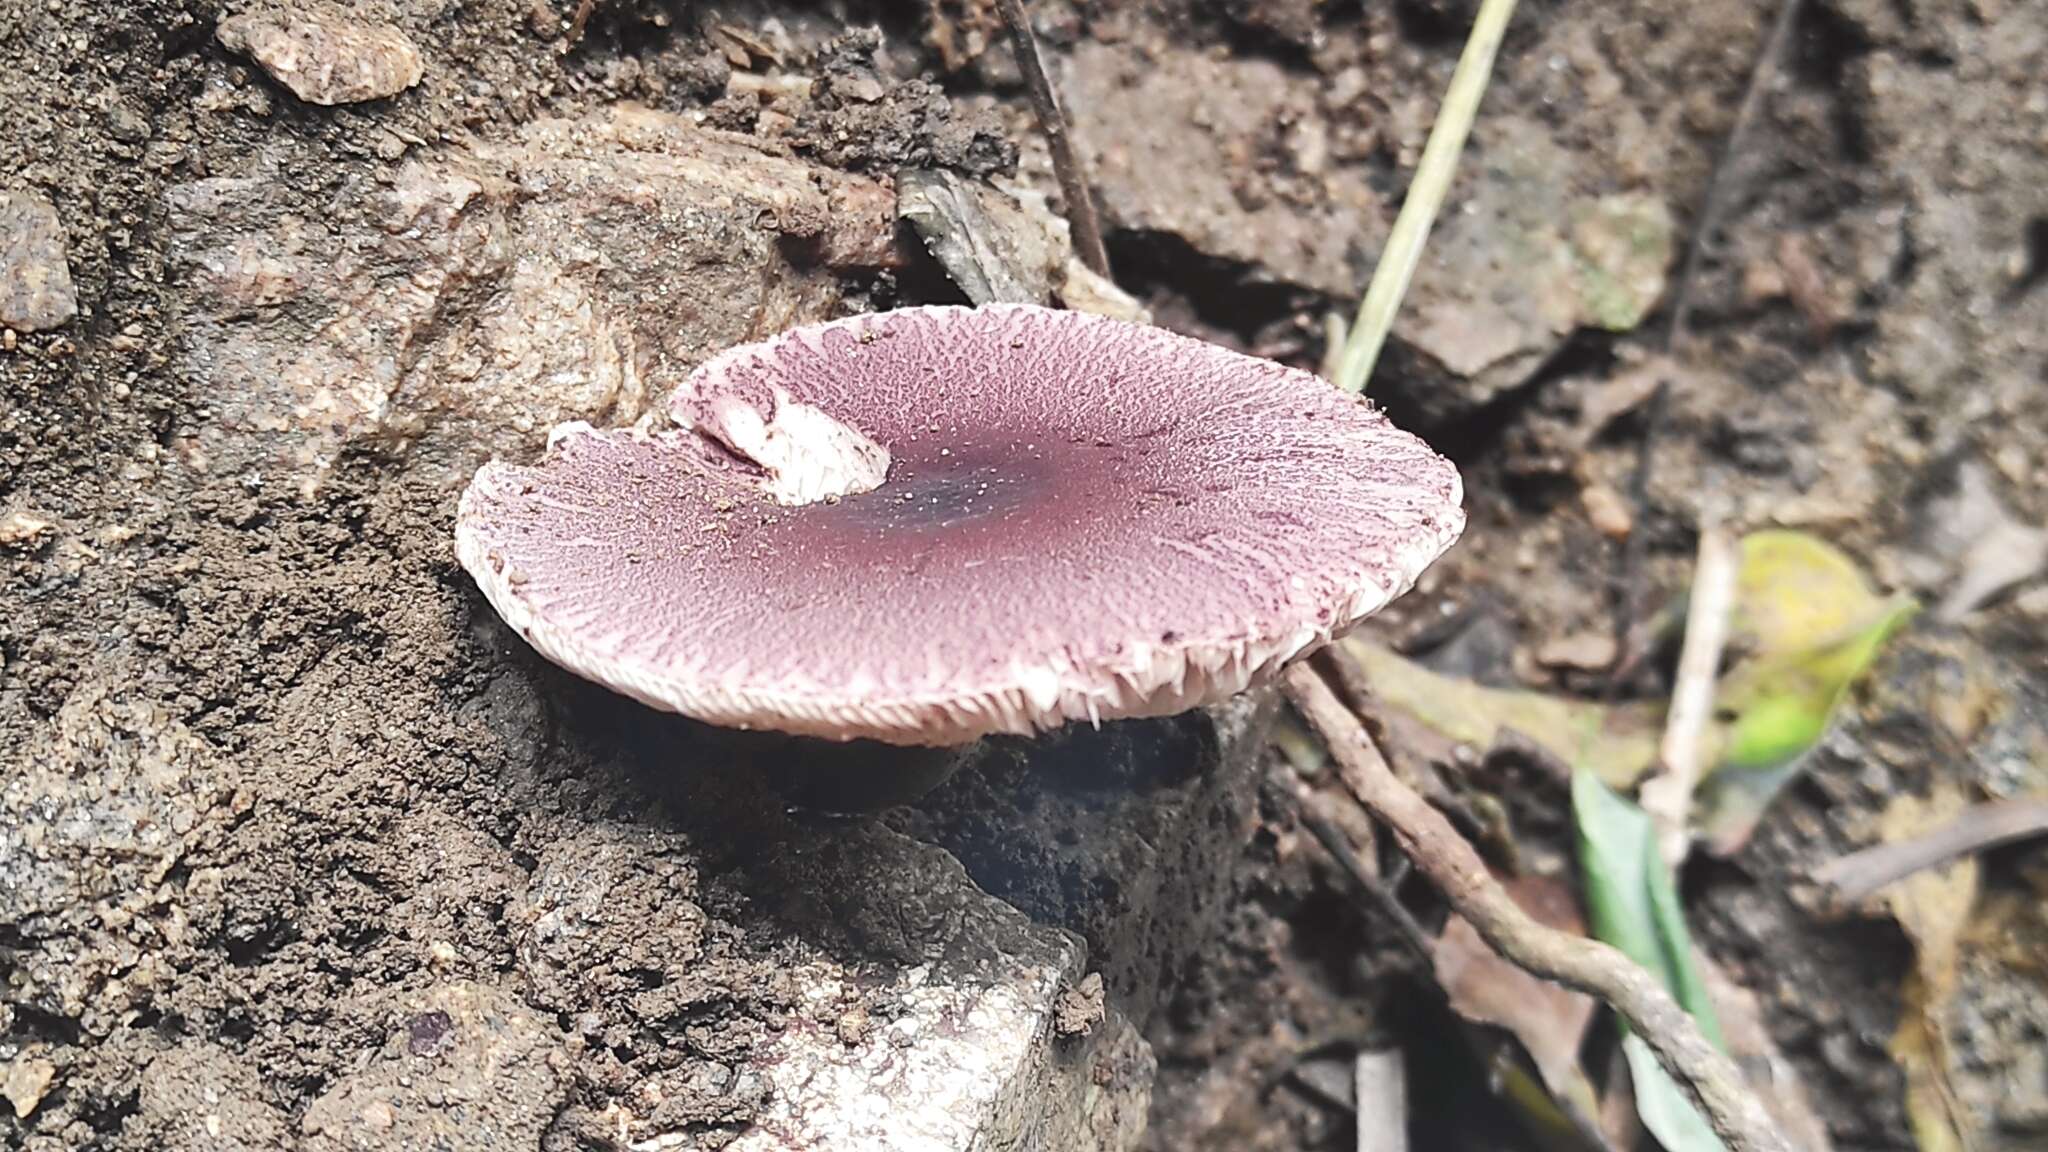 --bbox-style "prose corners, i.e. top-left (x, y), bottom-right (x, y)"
top-left (1610, 0), bottom-right (1800, 688)
top-left (1332, 0), bottom-right (1520, 392)
top-left (1284, 664), bottom-right (1796, 1152)
top-left (1314, 642), bottom-right (1384, 730)
top-left (1289, 767), bottom-right (1617, 1152)
top-left (1605, 378), bottom-right (1671, 698)
top-left (1815, 798), bottom-right (2048, 902)
top-left (1665, 0), bottom-right (1805, 350)
top-left (993, 0), bottom-right (1111, 278)
top-left (1286, 771), bottom-right (1439, 966)
top-left (1637, 511), bottom-right (1739, 868)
